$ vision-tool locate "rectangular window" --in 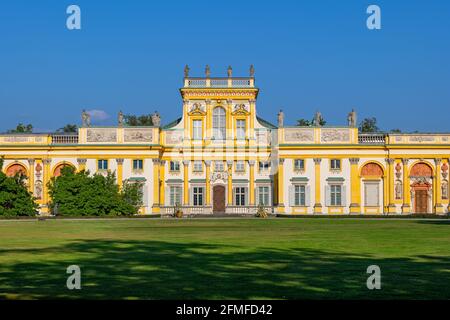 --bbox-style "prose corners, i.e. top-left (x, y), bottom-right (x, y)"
top-left (294, 185), bottom-right (306, 206)
top-left (235, 187), bottom-right (246, 206)
top-left (294, 159), bottom-right (305, 171)
top-left (169, 186), bottom-right (182, 206)
top-left (215, 161), bottom-right (224, 172)
top-left (330, 185), bottom-right (342, 206)
top-left (98, 159), bottom-right (108, 170)
top-left (133, 159), bottom-right (143, 171)
top-left (236, 120), bottom-right (246, 140)
top-left (170, 161), bottom-right (180, 172)
top-left (259, 161), bottom-right (270, 171)
top-left (193, 120), bottom-right (202, 140)
top-left (193, 187), bottom-right (204, 206)
top-left (235, 161), bottom-right (245, 172)
top-left (193, 161), bottom-right (203, 172)
top-left (258, 186), bottom-right (270, 206)
top-left (331, 159), bottom-right (341, 170)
